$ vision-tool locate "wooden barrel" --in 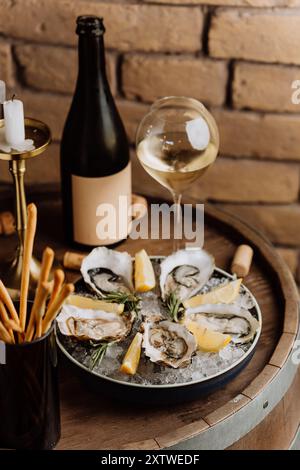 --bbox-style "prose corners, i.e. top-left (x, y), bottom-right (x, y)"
top-left (0, 190), bottom-right (298, 450)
